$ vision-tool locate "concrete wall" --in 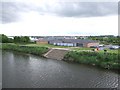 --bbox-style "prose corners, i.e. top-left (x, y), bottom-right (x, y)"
top-left (43, 48), bottom-right (69, 60)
